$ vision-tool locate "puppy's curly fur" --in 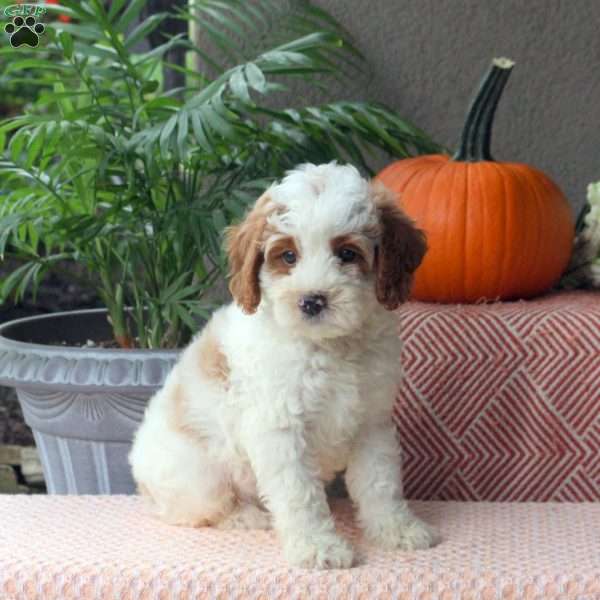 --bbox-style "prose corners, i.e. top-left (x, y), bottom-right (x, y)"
top-left (129, 163), bottom-right (437, 568)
